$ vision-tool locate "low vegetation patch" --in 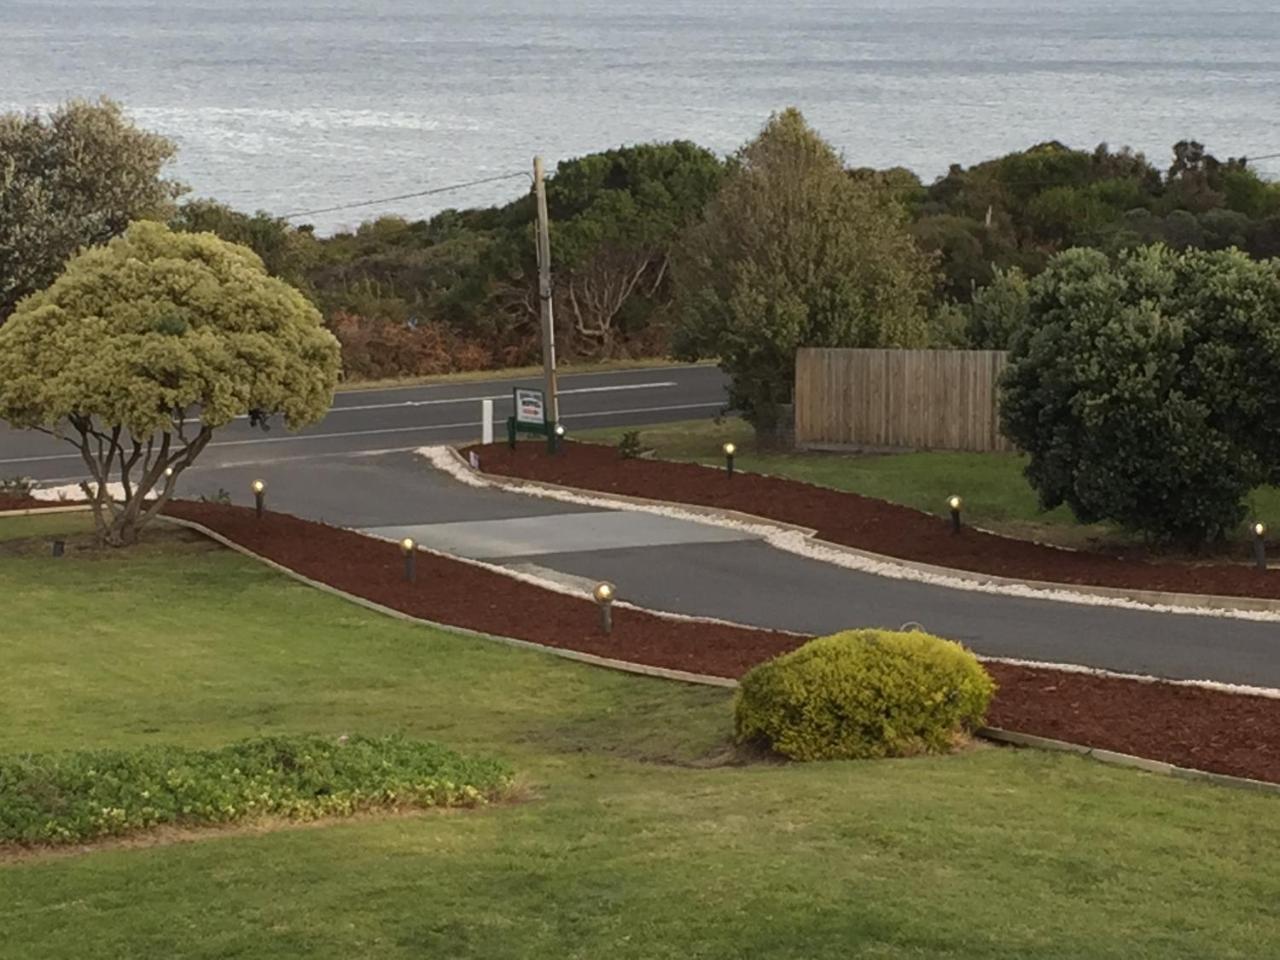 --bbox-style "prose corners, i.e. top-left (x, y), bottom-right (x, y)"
top-left (0, 734), bottom-right (512, 847)
top-left (735, 629), bottom-right (995, 761)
